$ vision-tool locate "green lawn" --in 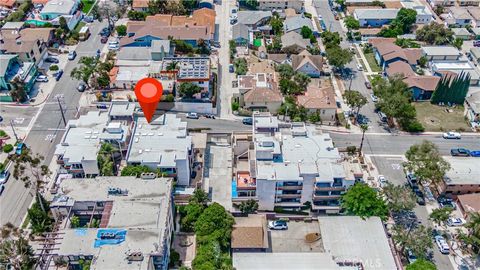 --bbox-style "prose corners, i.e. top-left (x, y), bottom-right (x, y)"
top-left (414, 102), bottom-right (470, 132)
top-left (73, 21), bottom-right (86, 33)
top-left (363, 52), bottom-right (382, 72)
top-left (81, 0), bottom-right (95, 14)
